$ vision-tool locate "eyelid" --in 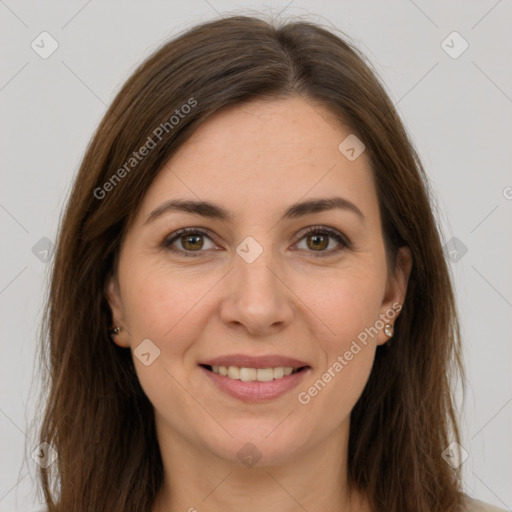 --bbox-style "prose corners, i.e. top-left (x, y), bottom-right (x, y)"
top-left (162, 225), bottom-right (352, 258)
top-left (297, 225), bottom-right (352, 248)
